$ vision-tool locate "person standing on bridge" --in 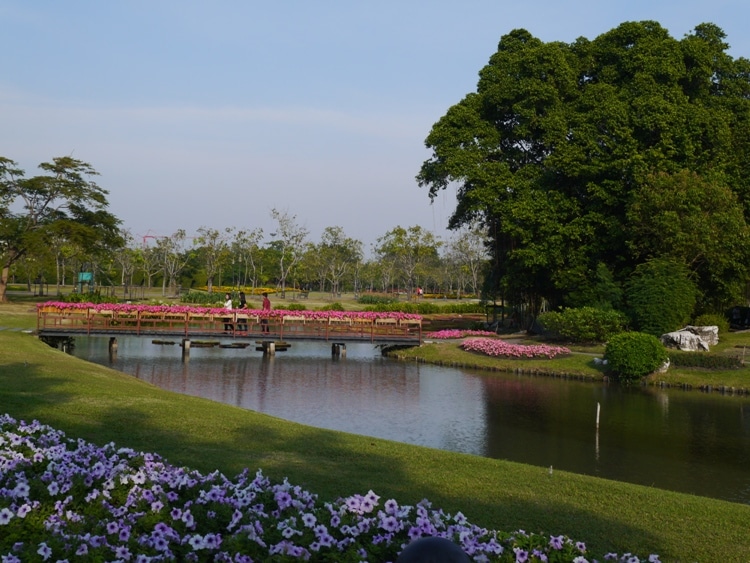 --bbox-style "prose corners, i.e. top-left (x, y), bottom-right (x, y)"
top-left (237, 291), bottom-right (248, 331)
top-left (261, 292), bottom-right (271, 333)
top-left (223, 293), bottom-right (234, 333)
